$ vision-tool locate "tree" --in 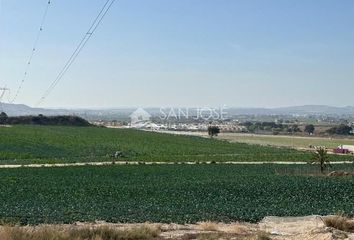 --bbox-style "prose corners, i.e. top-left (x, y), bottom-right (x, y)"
top-left (326, 124), bottom-right (353, 135)
top-left (312, 147), bottom-right (331, 174)
top-left (304, 124), bottom-right (315, 135)
top-left (0, 112), bottom-right (8, 124)
top-left (208, 126), bottom-right (220, 138)
top-left (287, 124), bottom-right (301, 133)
